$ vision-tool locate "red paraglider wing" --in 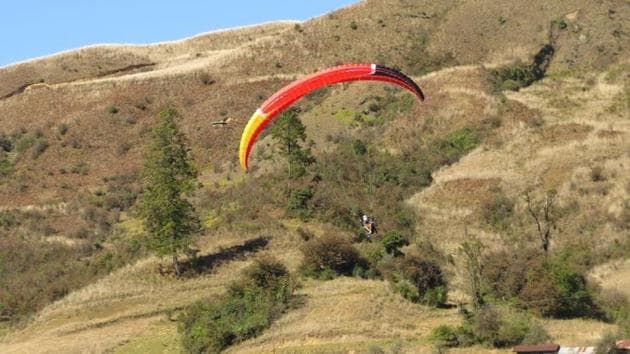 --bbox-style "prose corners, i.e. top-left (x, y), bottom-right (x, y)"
top-left (239, 63), bottom-right (424, 171)
top-left (263, 64), bottom-right (373, 118)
